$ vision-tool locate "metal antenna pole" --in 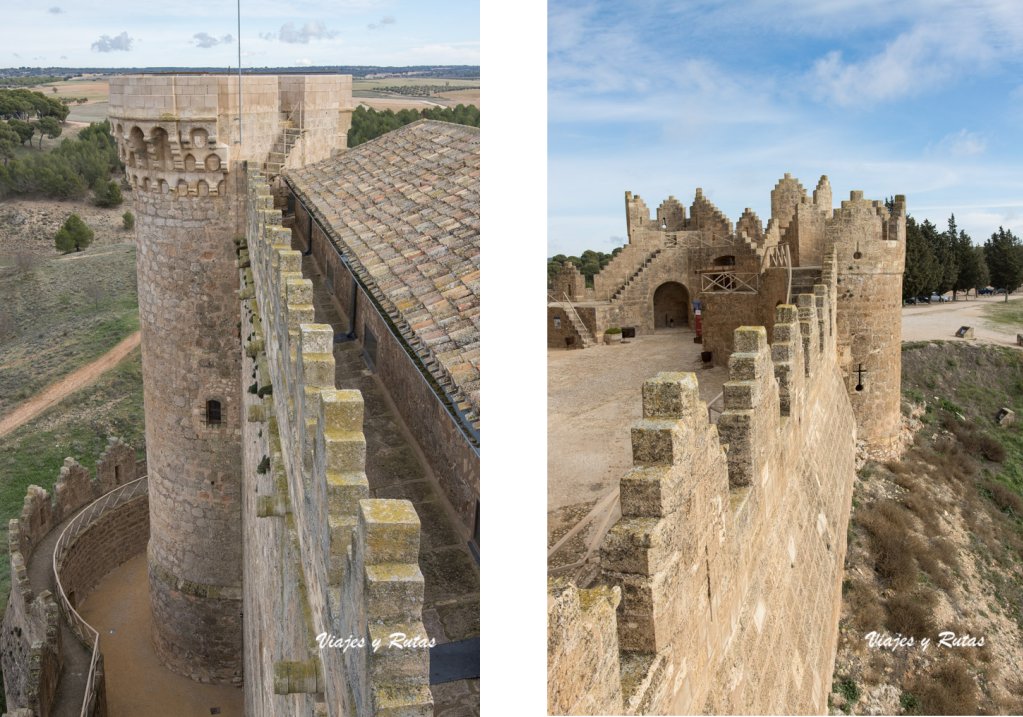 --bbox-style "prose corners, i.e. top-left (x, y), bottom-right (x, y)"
top-left (237, 0), bottom-right (243, 144)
